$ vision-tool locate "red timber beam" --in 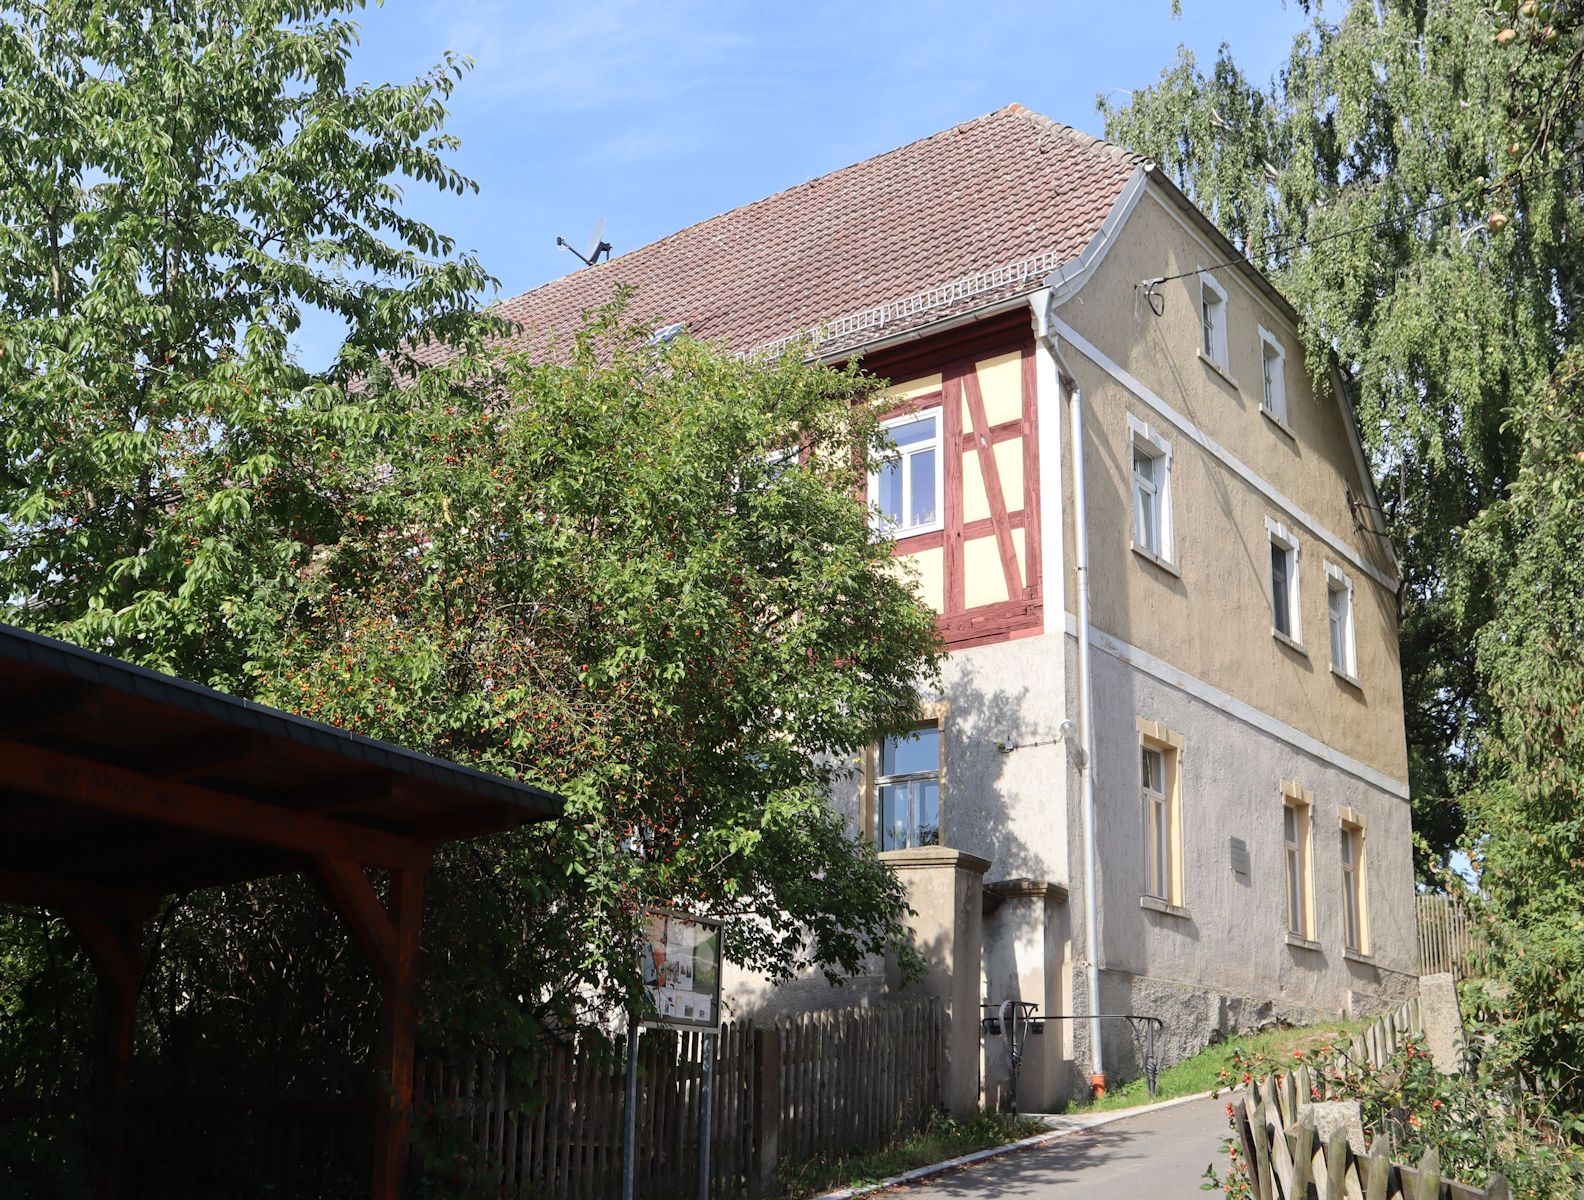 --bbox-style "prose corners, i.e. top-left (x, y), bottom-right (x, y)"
top-left (309, 852), bottom-right (432, 1200)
